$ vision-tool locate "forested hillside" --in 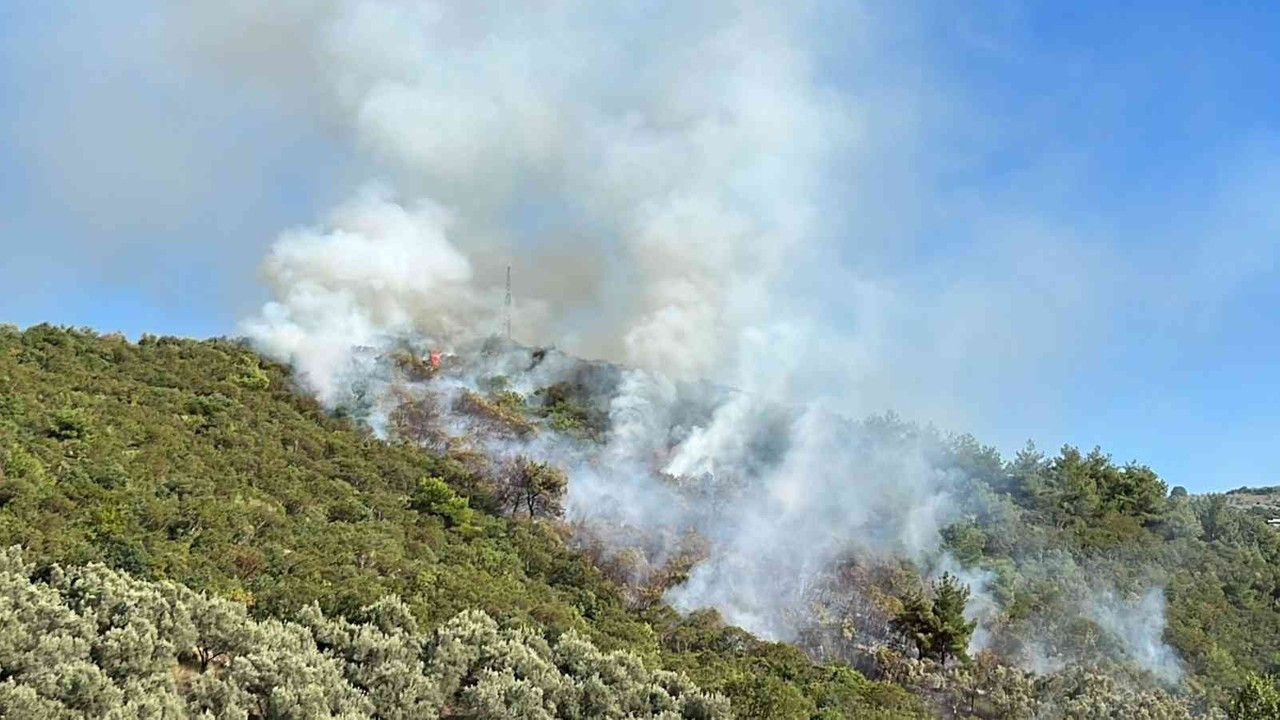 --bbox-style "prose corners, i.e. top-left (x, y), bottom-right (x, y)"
top-left (0, 325), bottom-right (919, 719)
top-left (3, 324), bottom-right (1280, 718)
